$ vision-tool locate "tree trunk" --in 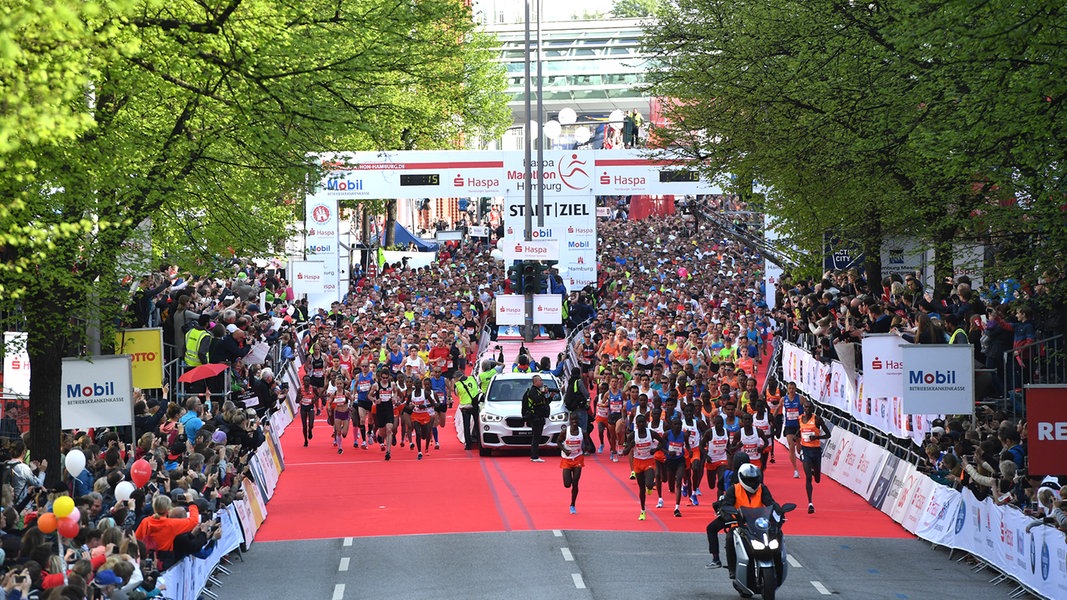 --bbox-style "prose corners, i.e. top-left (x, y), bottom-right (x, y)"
top-left (861, 207), bottom-right (883, 295)
top-left (932, 223), bottom-right (956, 304)
top-left (384, 199), bottom-right (396, 248)
top-left (25, 293), bottom-right (72, 487)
